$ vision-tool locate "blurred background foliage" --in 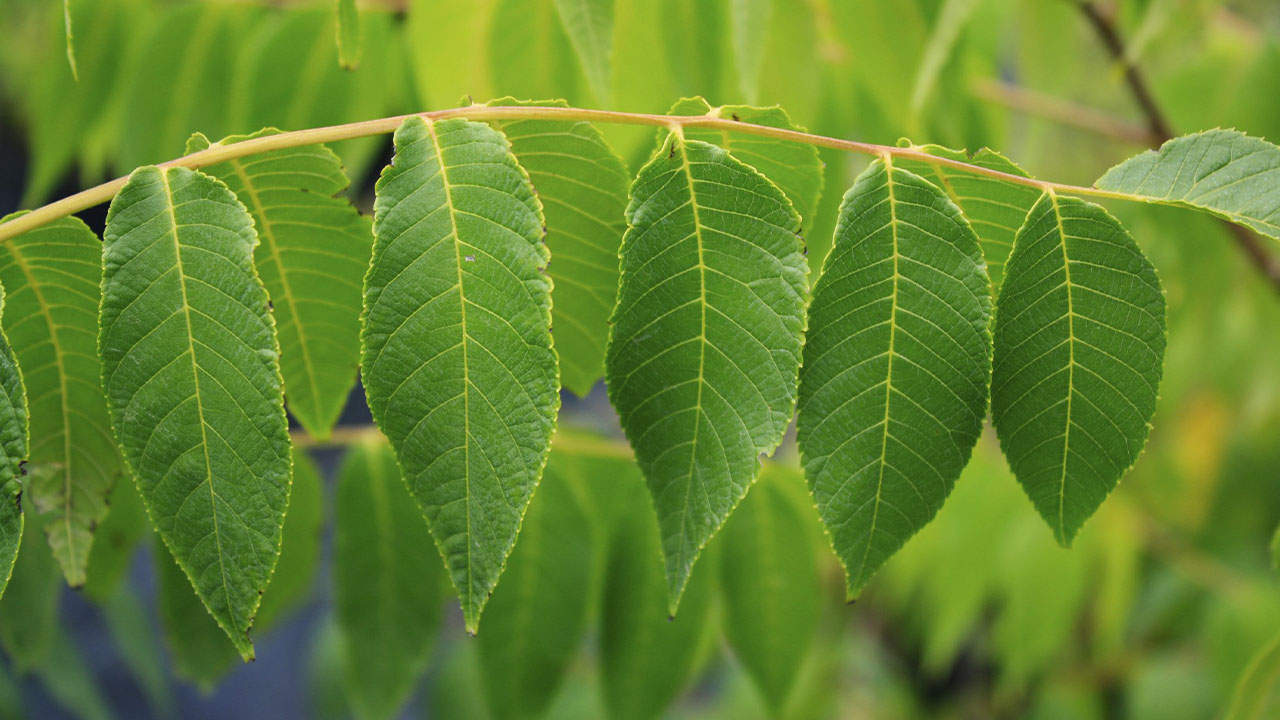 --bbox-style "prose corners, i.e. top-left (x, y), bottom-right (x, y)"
top-left (0, 0), bottom-right (1278, 718)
